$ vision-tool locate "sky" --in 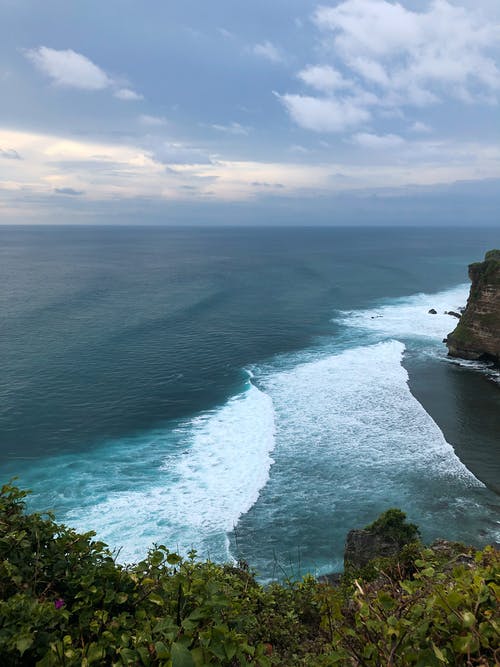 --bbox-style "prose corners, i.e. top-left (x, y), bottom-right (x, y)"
top-left (0, 0), bottom-right (499, 225)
